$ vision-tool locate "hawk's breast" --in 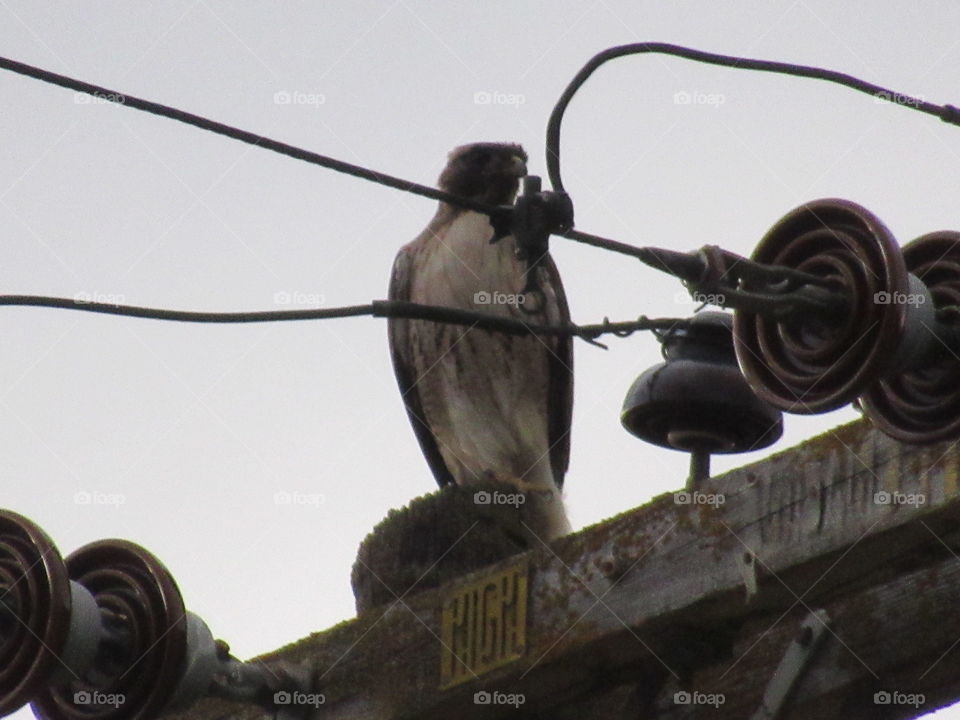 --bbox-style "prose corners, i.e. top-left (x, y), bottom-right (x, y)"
top-left (407, 211), bottom-right (563, 489)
